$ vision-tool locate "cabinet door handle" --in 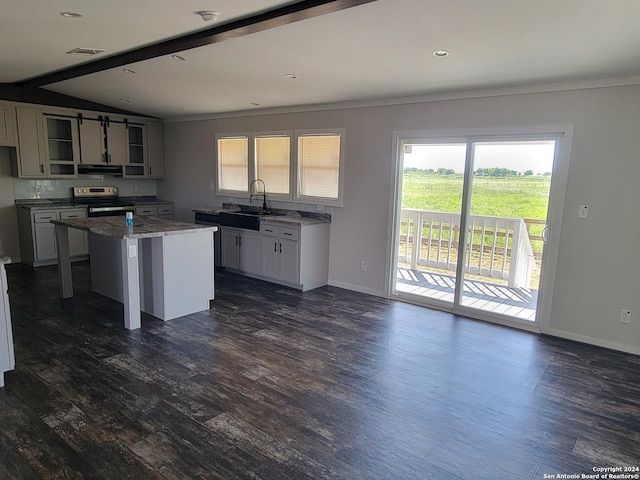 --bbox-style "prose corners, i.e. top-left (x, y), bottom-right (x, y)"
top-left (279, 243), bottom-right (282, 253)
top-left (283, 232), bottom-right (292, 236)
top-left (274, 242), bottom-right (277, 252)
top-left (40, 164), bottom-right (44, 173)
top-left (149, 166), bottom-right (152, 175)
top-left (239, 236), bottom-right (242, 246)
top-left (108, 153), bottom-right (112, 164)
